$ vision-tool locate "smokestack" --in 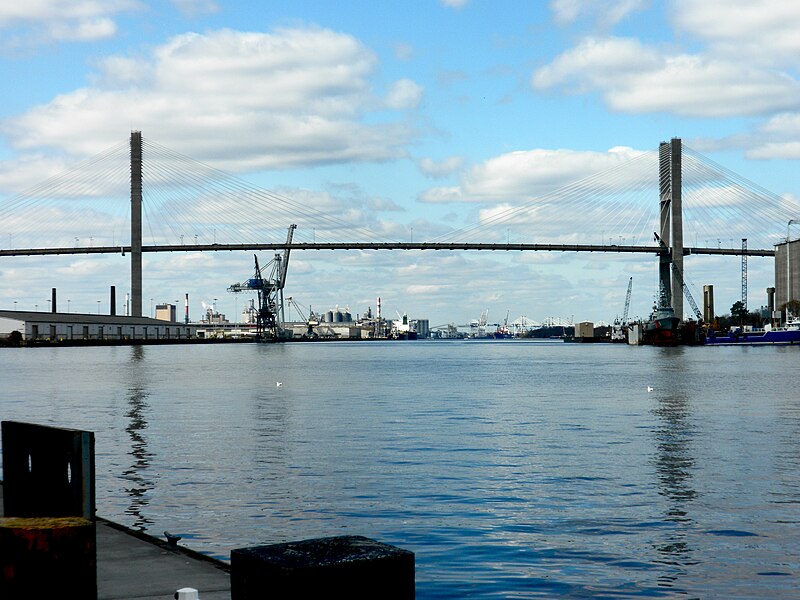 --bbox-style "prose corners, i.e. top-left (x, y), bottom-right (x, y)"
top-left (51, 288), bottom-right (57, 313)
top-left (110, 286), bottom-right (116, 316)
top-left (377, 297), bottom-right (381, 321)
top-left (767, 287), bottom-right (776, 313)
top-left (185, 293), bottom-right (189, 324)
